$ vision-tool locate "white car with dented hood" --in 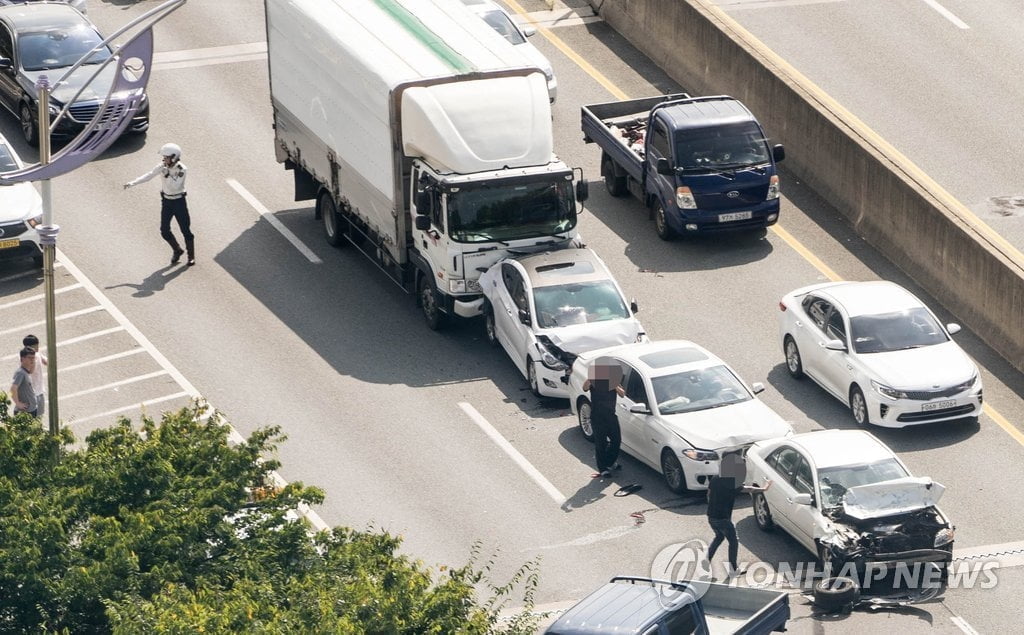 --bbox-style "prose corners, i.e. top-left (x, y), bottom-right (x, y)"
top-left (778, 281), bottom-right (982, 428)
top-left (479, 248), bottom-right (644, 398)
top-left (567, 340), bottom-right (793, 493)
top-left (745, 430), bottom-right (954, 577)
